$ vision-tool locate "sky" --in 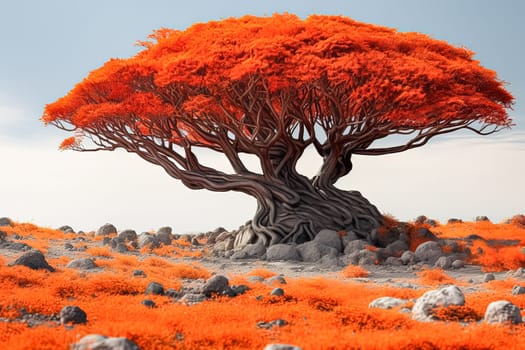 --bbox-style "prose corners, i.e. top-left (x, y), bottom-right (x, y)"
top-left (0, 0), bottom-right (523, 233)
